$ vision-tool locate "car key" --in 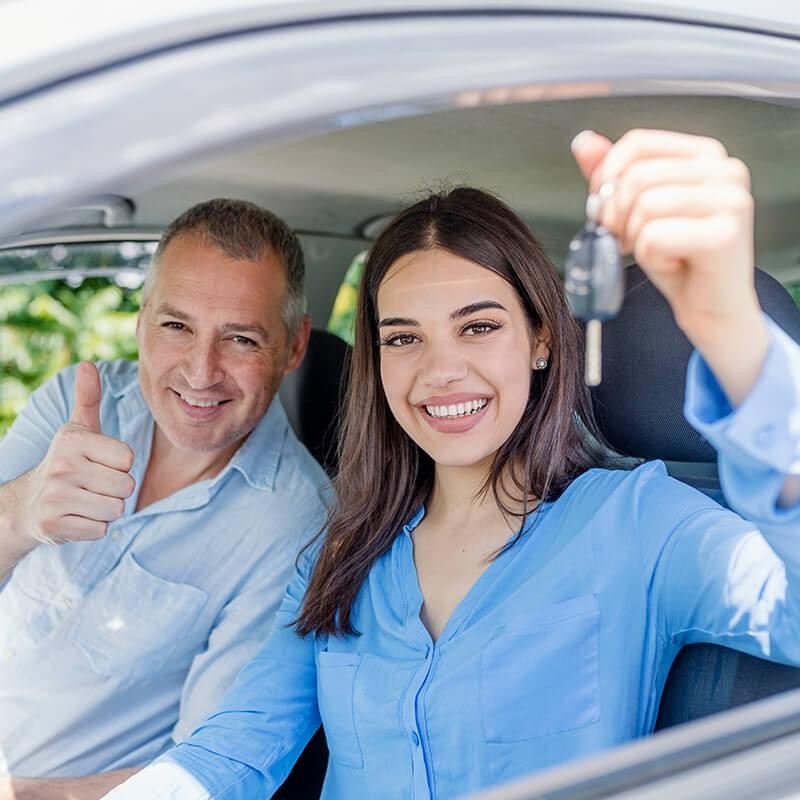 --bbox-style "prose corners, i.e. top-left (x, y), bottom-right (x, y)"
top-left (564, 184), bottom-right (624, 386)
